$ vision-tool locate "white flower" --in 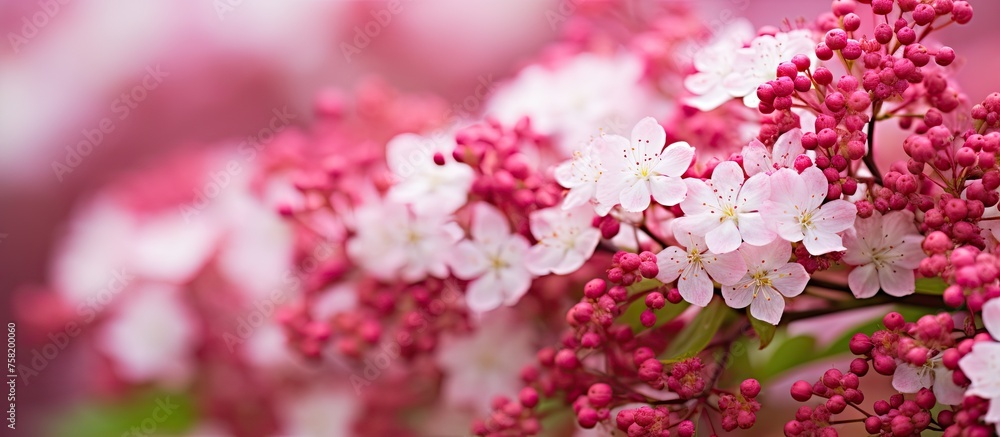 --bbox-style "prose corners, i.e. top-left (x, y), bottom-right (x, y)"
top-left (554, 140), bottom-right (605, 210)
top-left (526, 204), bottom-right (601, 275)
top-left (683, 19), bottom-right (756, 111)
top-left (842, 211), bottom-right (925, 298)
top-left (742, 129), bottom-right (807, 176)
top-left (726, 30), bottom-right (818, 108)
top-left (722, 240), bottom-right (808, 325)
top-left (893, 357), bottom-right (965, 405)
top-left (676, 160), bottom-right (776, 254)
top-left (279, 389), bottom-right (358, 437)
top-left (450, 203), bottom-right (533, 312)
top-left (761, 167), bottom-right (857, 255)
top-left (436, 310), bottom-right (536, 413)
top-left (594, 117), bottom-right (694, 214)
top-left (486, 52), bottom-right (652, 155)
top-left (656, 222), bottom-right (748, 307)
top-left (96, 284), bottom-right (198, 385)
top-left (960, 299), bottom-right (1000, 434)
top-left (386, 133), bottom-right (474, 215)
top-left (347, 199), bottom-right (461, 282)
